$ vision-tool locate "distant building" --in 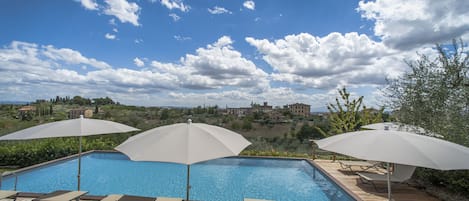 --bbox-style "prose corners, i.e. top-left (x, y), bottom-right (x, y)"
top-left (18, 105), bottom-right (36, 116)
top-left (226, 107), bottom-right (252, 117)
top-left (69, 109), bottom-right (93, 119)
top-left (286, 103), bottom-right (311, 117)
top-left (253, 102), bottom-right (273, 113)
